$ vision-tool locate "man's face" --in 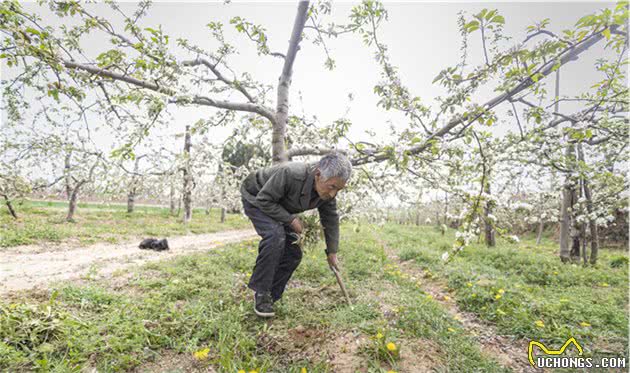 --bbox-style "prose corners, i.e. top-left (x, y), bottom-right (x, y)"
top-left (314, 170), bottom-right (346, 201)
